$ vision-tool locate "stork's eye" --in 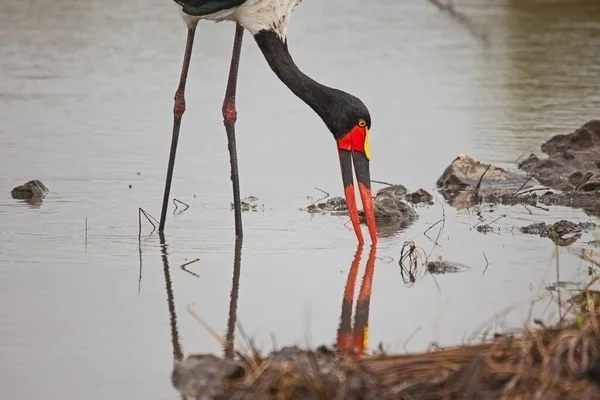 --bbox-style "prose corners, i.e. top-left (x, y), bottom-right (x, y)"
top-left (358, 119), bottom-right (367, 128)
